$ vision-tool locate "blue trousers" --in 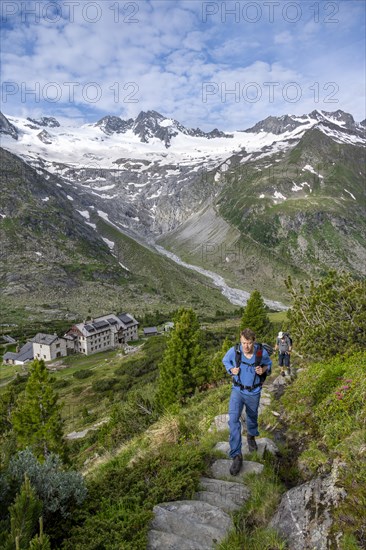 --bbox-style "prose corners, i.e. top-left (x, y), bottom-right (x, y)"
top-left (228, 388), bottom-right (261, 458)
top-left (278, 352), bottom-right (290, 367)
